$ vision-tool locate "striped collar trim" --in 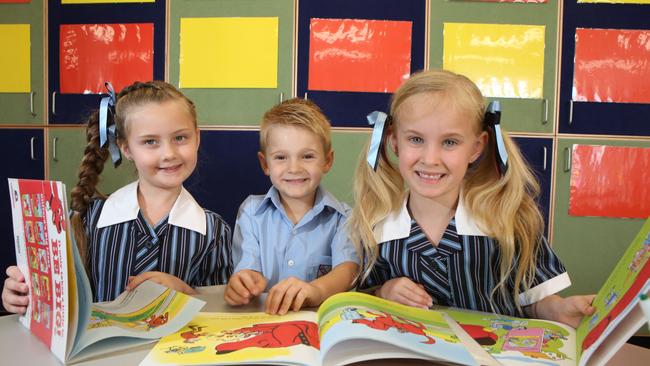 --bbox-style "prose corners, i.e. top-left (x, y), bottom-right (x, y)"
top-left (373, 192), bottom-right (487, 243)
top-left (96, 181), bottom-right (206, 235)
